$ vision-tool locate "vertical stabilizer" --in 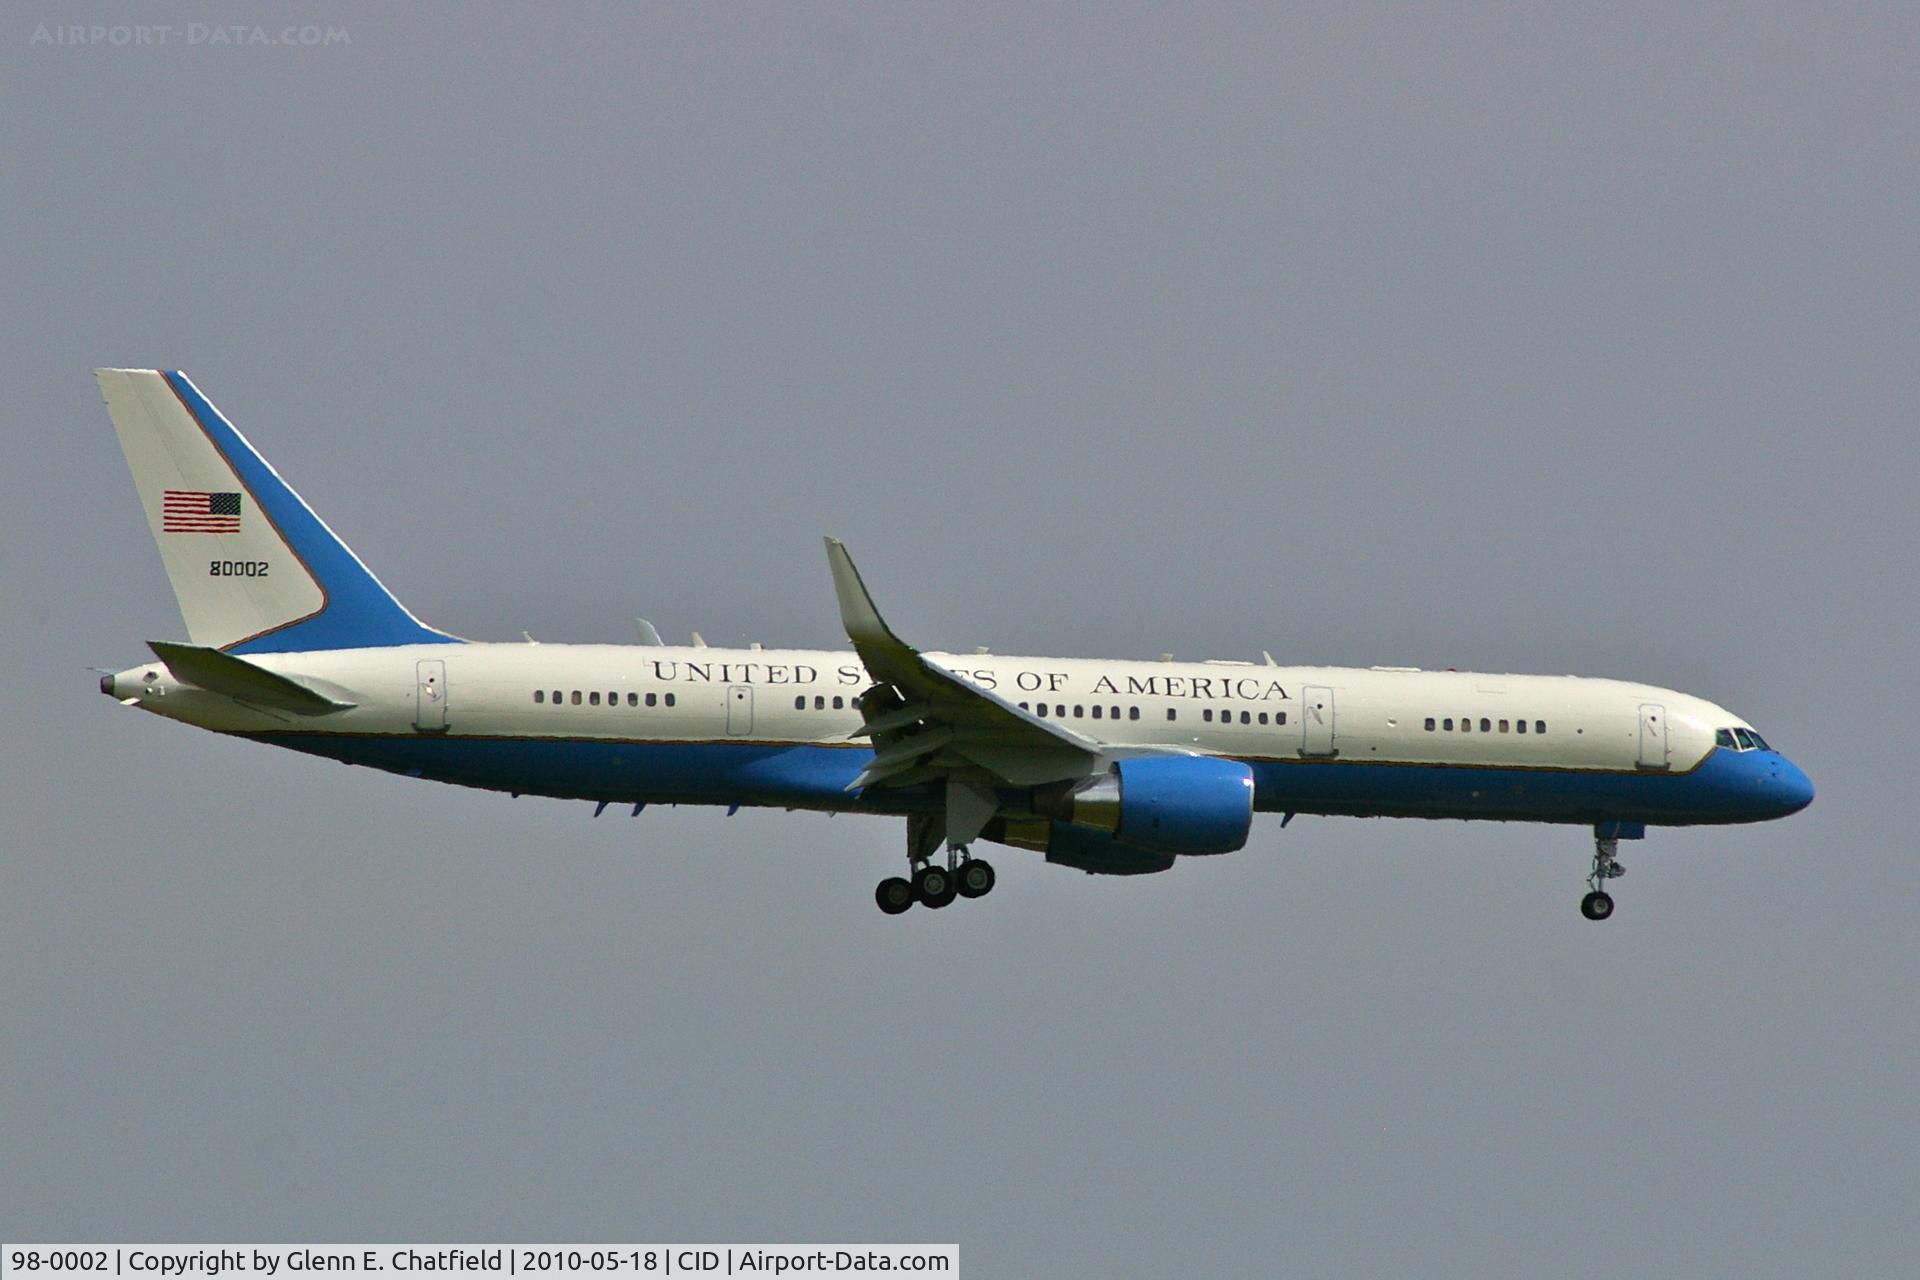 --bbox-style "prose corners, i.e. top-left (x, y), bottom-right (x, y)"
top-left (96, 369), bottom-right (461, 653)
